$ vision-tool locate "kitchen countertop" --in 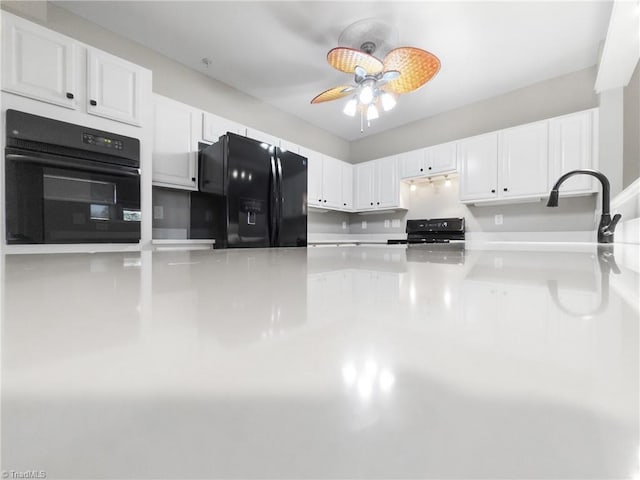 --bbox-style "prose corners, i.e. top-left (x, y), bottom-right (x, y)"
top-left (1, 243), bottom-right (638, 479)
